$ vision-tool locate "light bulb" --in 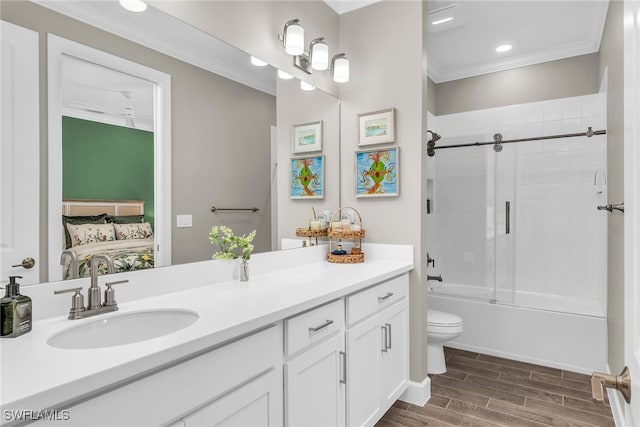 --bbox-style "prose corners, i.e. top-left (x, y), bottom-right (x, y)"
top-left (310, 39), bottom-right (329, 71)
top-left (284, 21), bottom-right (304, 56)
top-left (332, 54), bottom-right (349, 83)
